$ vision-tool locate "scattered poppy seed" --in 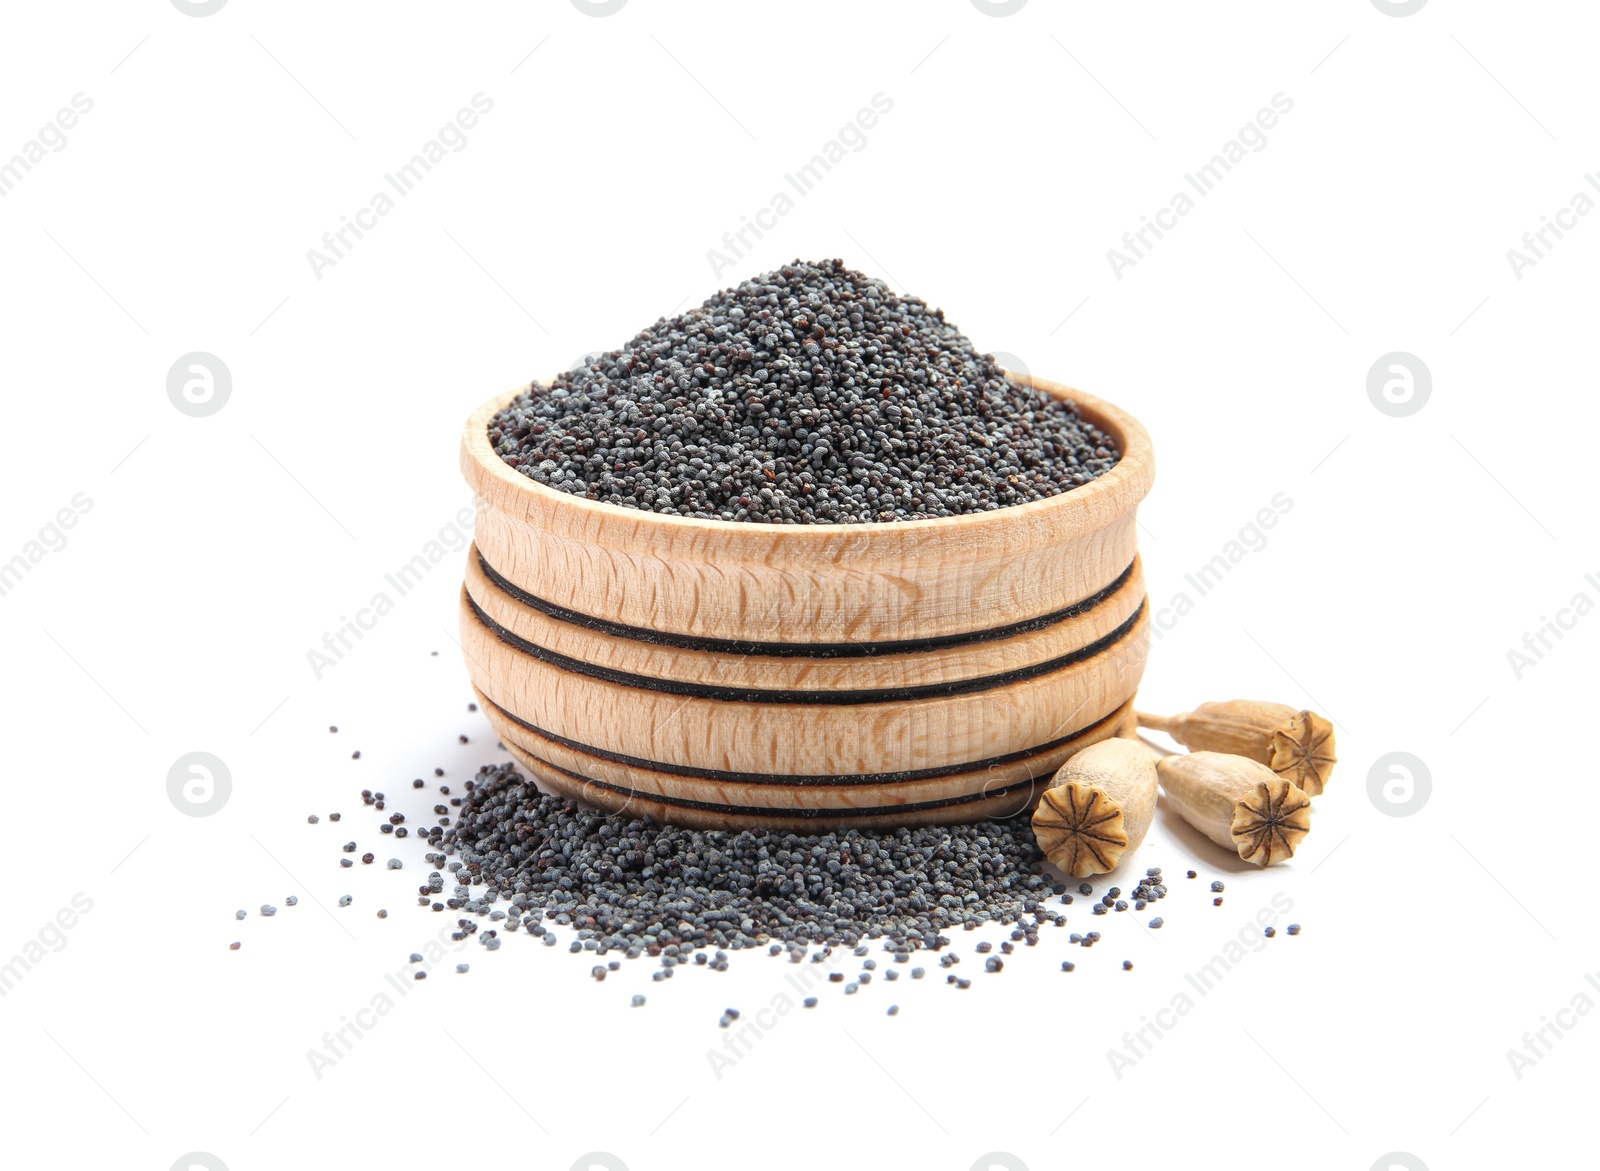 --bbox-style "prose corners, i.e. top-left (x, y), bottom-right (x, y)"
top-left (259, 904), bottom-right (276, 917)
top-left (1122, 960), bottom-right (1133, 970)
top-left (1210, 881), bottom-right (1225, 892)
top-left (285, 896), bottom-right (298, 907)
top-left (338, 895), bottom-right (352, 907)
top-left (1287, 923), bottom-right (1301, 936)
top-left (1264, 926), bottom-right (1276, 938)
top-left (229, 941), bottom-right (240, 950)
